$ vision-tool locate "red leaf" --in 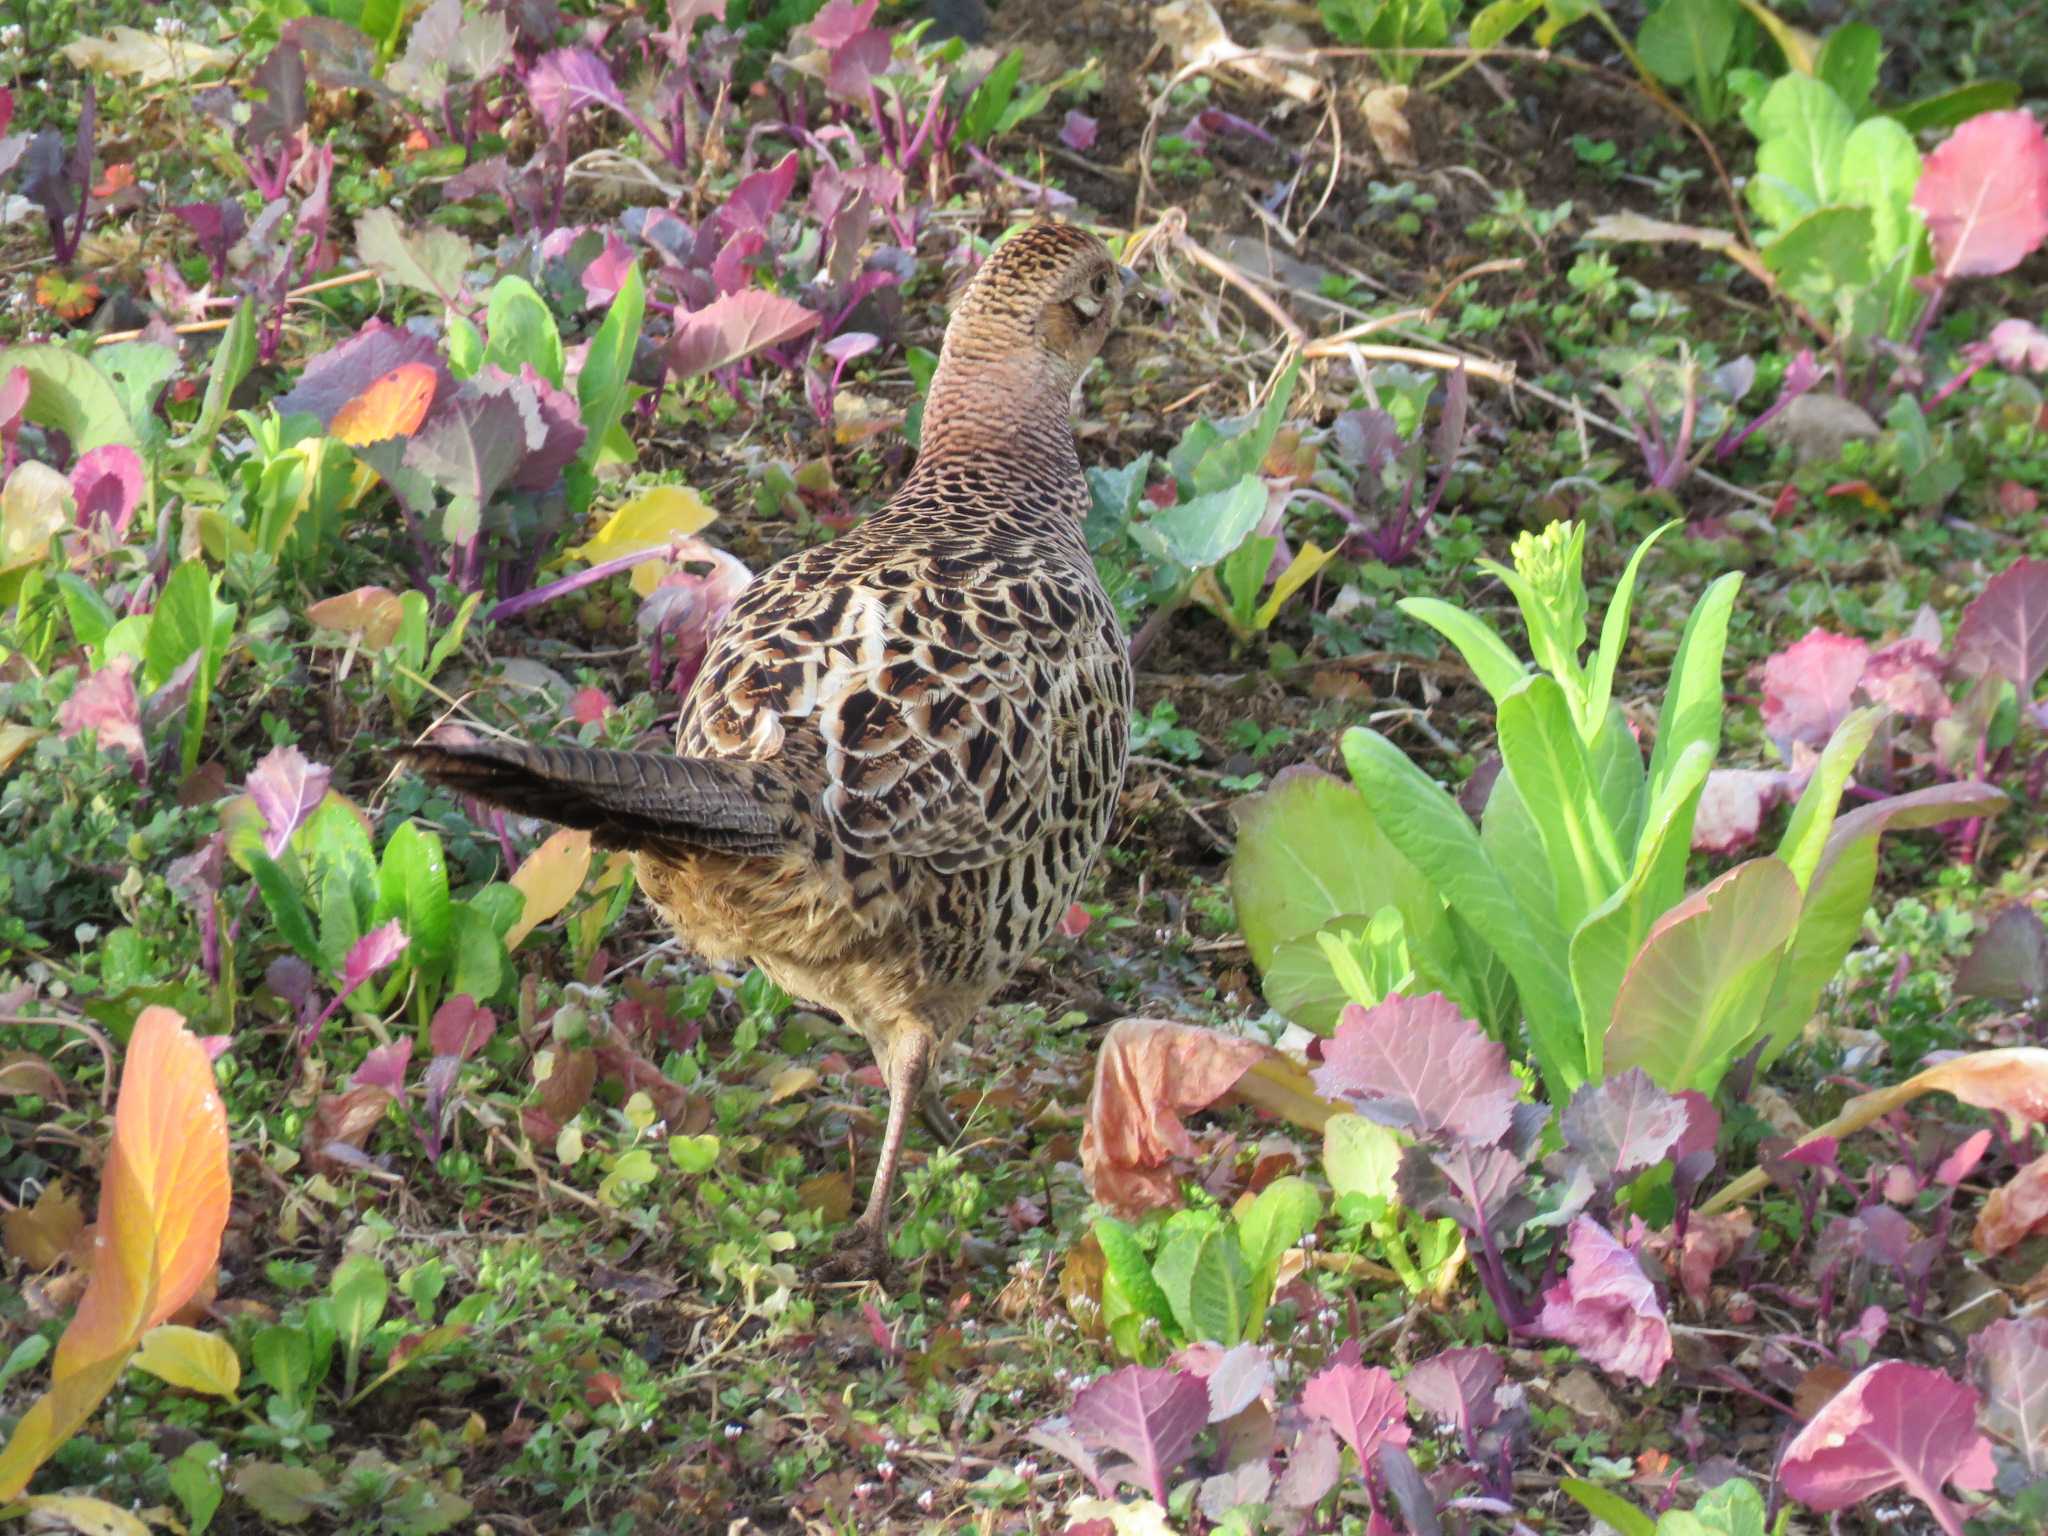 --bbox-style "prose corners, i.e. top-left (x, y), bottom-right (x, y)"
top-left (1778, 1361), bottom-right (1995, 1532)
top-left (1080, 1020), bottom-right (1272, 1216)
top-left (1312, 992), bottom-right (1517, 1146)
top-left (1761, 628), bottom-right (1870, 758)
top-left (1935, 1128), bottom-right (1991, 1187)
top-left (1066, 1365), bottom-right (1211, 1504)
top-left (569, 686), bottom-right (612, 726)
top-left (1911, 110), bottom-right (2048, 280)
top-left (429, 997), bottom-right (496, 1061)
top-left (1300, 1346), bottom-right (1411, 1468)
top-left (664, 290), bottom-right (819, 380)
top-left (1951, 556), bottom-right (2048, 700)
top-left (353, 1037), bottom-right (413, 1093)
top-left (246, 745), bottom-right (331, 857)
top-left (1058, 902), bottom-right (1092, 939)
top-left (1534, 1217), bottom-right (1673, 1385)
